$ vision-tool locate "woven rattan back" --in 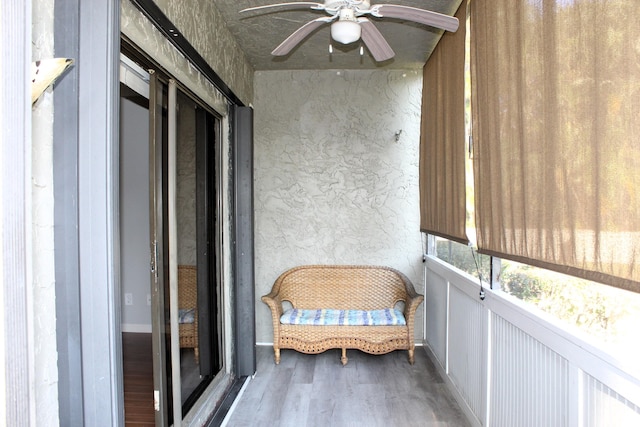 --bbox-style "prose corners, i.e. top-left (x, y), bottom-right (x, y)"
top-left (178, 265), bottom-right (197, 310)
top-left (274, 265), bottom-right (409, 310)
